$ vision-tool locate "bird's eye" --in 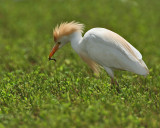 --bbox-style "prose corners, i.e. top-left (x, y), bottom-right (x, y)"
top-left (58, 42), bottom-right (61, 44)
